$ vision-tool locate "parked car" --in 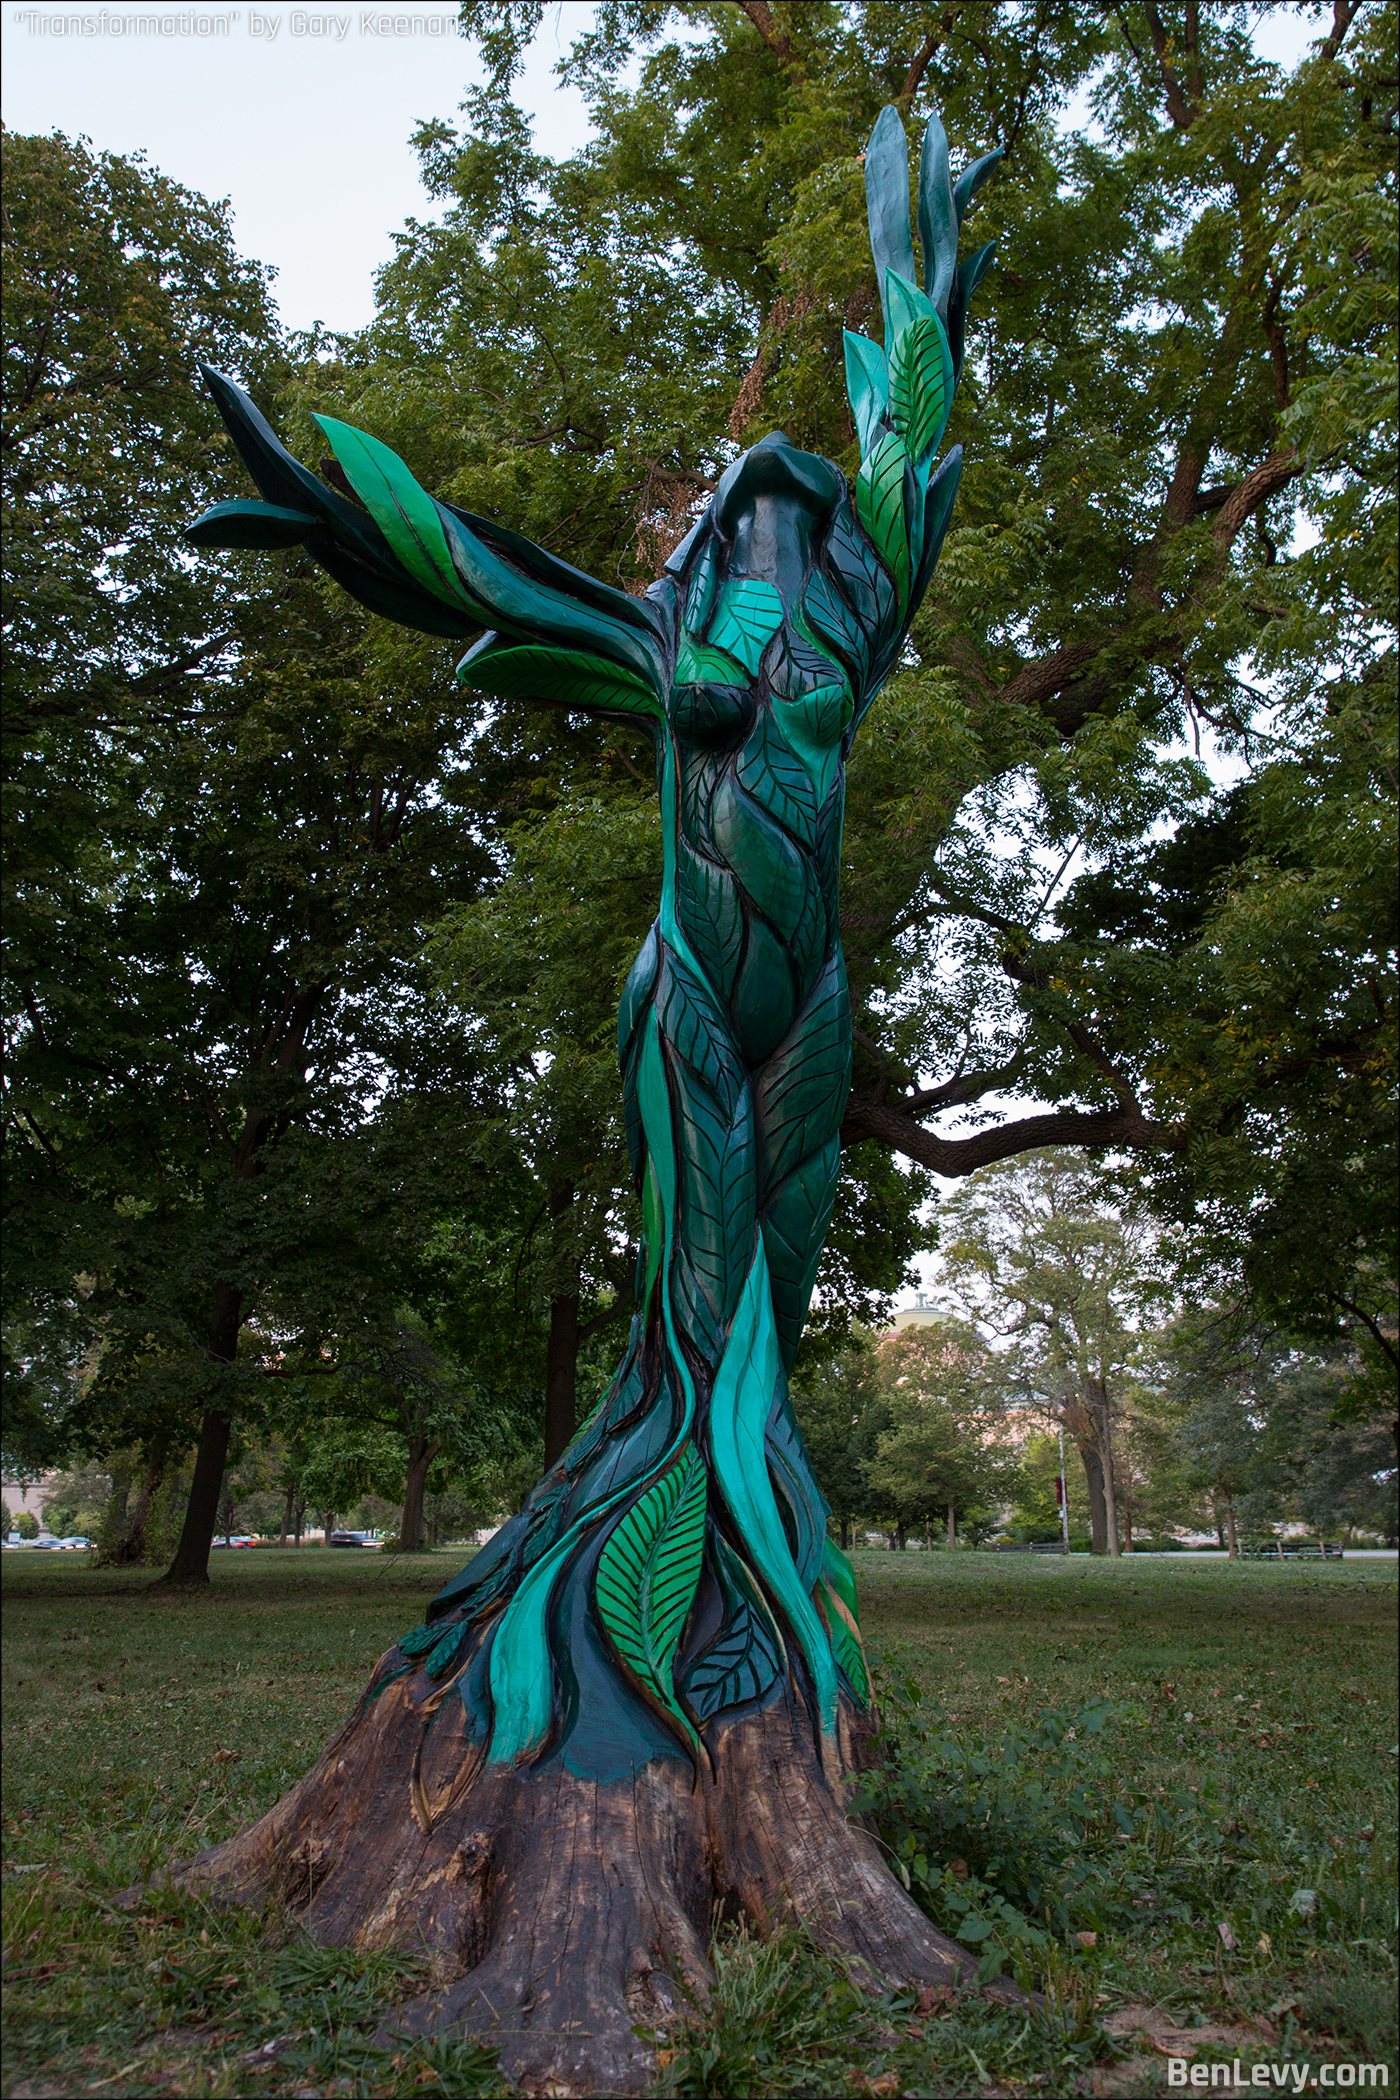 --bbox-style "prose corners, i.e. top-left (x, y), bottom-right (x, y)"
top-left (328, 1530), bottom-right (378, 1548)
top-left (210, 1535), bottom-right (257, 1549)
top-left (54, 1536), bottom-right (91, 1551)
